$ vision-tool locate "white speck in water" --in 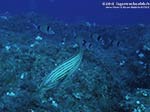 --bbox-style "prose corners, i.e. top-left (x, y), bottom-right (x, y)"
top-left (5, 45), bottom-right (11, 51)
top-left (35, 35), bottom-right (43, 41)
top-left (138, 61), bottom-right (144, 65)
top-left (20, 74), bottom-right (24, 79)
top-left (142, 92), bottom-right (148, 97)
top-left (20, 72), bottom-right (27, 79)
top-left (31, 109), bottom-right (34, 112)
top-left (138, 53), bottom-right (144, 58)
top-left (119, 60), bottom-right (125, 66)
top-left (30, 44), bottom-right (35, 47)
top-left (73, 43), bottom-right (78, 48)
top-left (73, 92), bottom-right (83, 99)
top-left (52, 100), bottom-right (58, 107)
top-left (6, 91), bottom-right (16, 97)
top-left (136, 100), bottom-right (140, 105)
top-left (61, 42), bottom-right (65, 45)
top-left (48, 97), bottom-right (58, 107)
top-left (125, 95), bottom-right (130, 100)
